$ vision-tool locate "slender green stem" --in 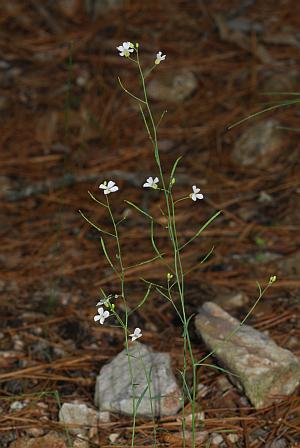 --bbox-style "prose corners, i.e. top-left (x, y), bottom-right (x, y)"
top-left (135, 50), bottom-right (197, 447)
top-left (106, 196), bottom-right (137, 447)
